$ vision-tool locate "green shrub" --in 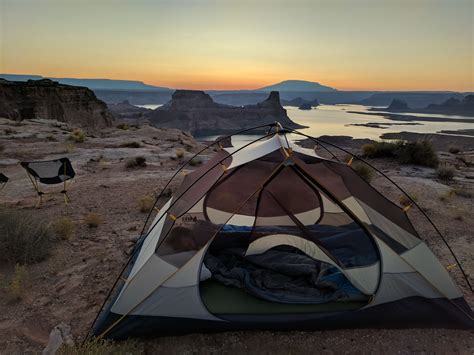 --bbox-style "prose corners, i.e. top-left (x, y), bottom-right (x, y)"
top-left (116, 123), bottom-right (129, 130)
top-left (362, 140), bottom-right (438, 168)
top-left (52, 217), bottom-right (75, 240)
top-left (351, 162), bottom-right (374, 182)
top-left (436, 165), bottom-right (455, 182)
top-left (0, 208), bottom-right (56, 264)
top-left (397, 141), bottom-right (439, 167)
top-left (125, 156), bottom-right (147, 169)
top-left (448, 146), bottom-right (460, 154)
top-left (121, 141), bottom-right (141, 148)
top-left (69, 128), bottom-right (85, 143)
top-left (58, 337), bottom-right (144, 355)
top-left (189, 156), bottom-right (202, 167)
